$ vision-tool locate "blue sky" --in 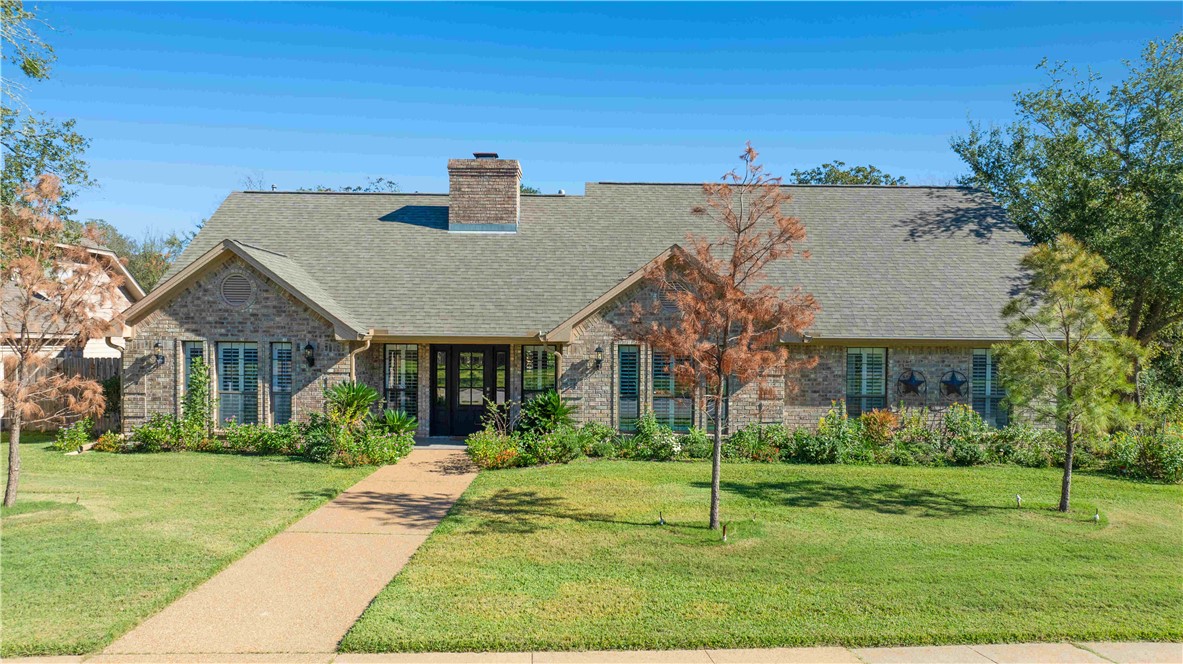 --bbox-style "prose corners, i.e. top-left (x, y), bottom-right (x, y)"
top-left (24, 2), bottom-right (1181, 238)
